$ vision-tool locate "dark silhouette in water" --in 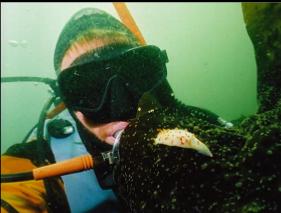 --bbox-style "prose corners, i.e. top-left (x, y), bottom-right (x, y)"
top-left (114, 3), bottom-right (281, 213)
top-left (242, 3), bottom-right (281, 113)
